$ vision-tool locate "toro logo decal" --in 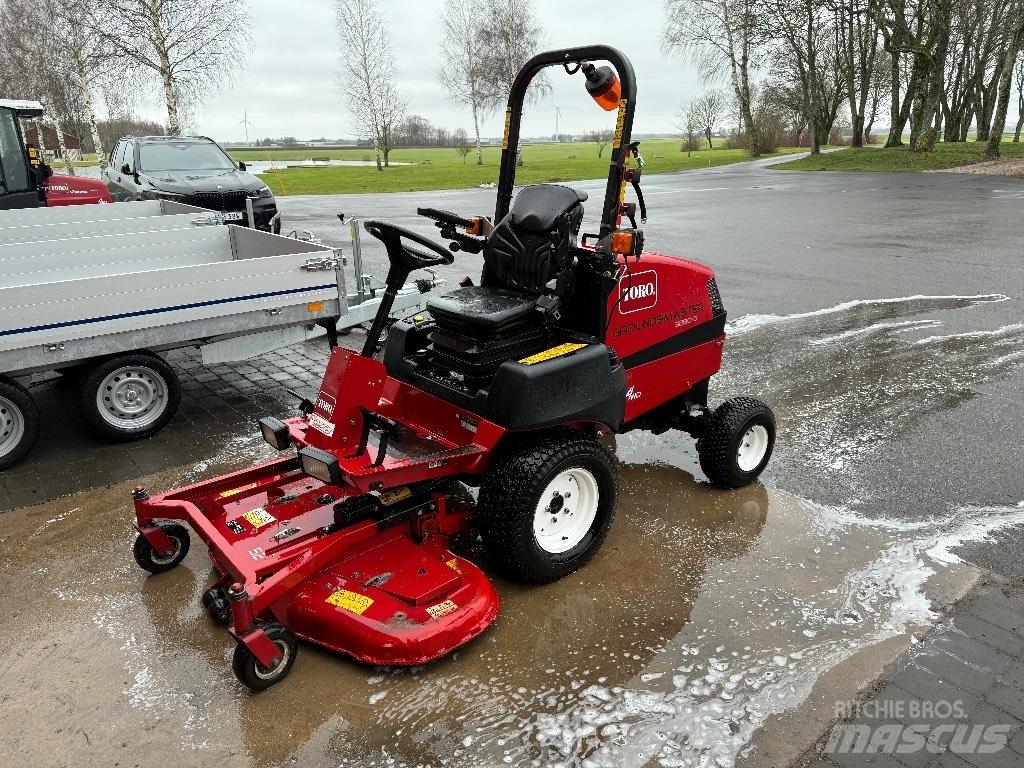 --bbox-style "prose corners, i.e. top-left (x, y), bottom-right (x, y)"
top-left (618, 270), bottom-right (658, 314)
top-left (315, 392), bottom-right (336, 417)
